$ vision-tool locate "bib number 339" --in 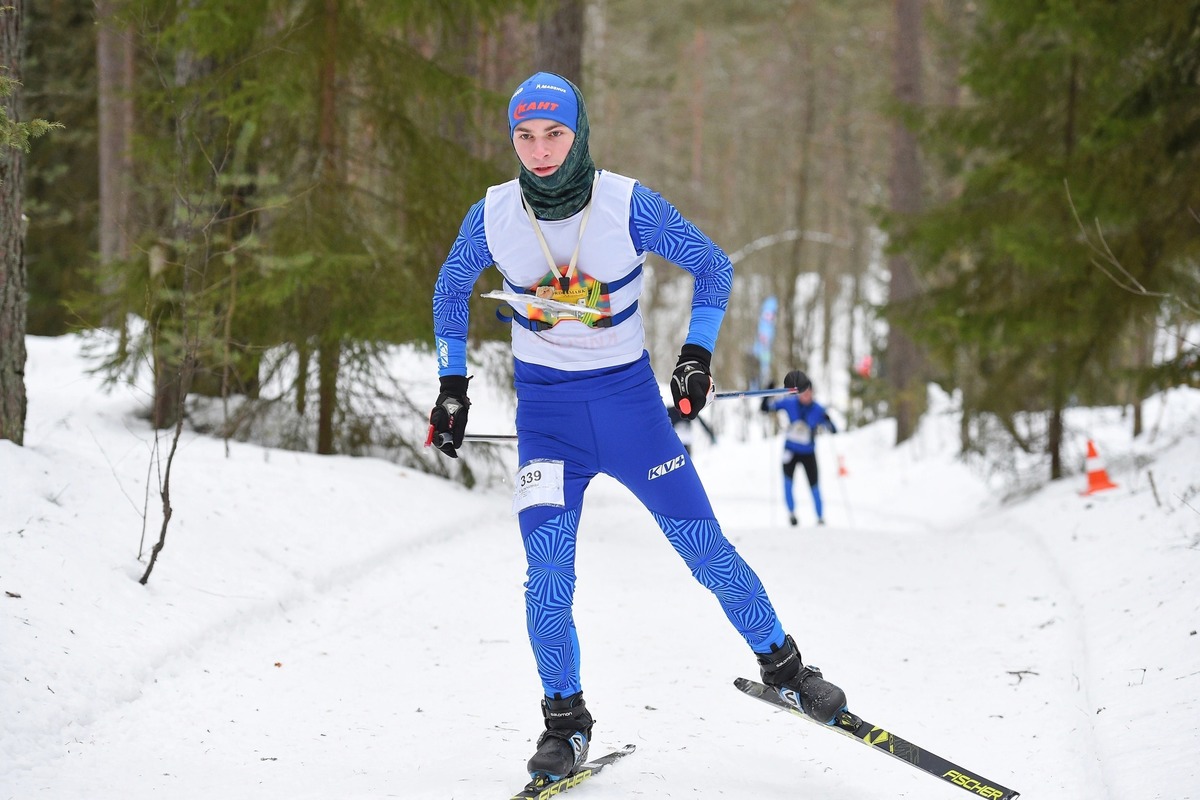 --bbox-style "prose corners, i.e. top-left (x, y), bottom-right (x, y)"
top-left (512, 459), bottom-right (565, 515)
